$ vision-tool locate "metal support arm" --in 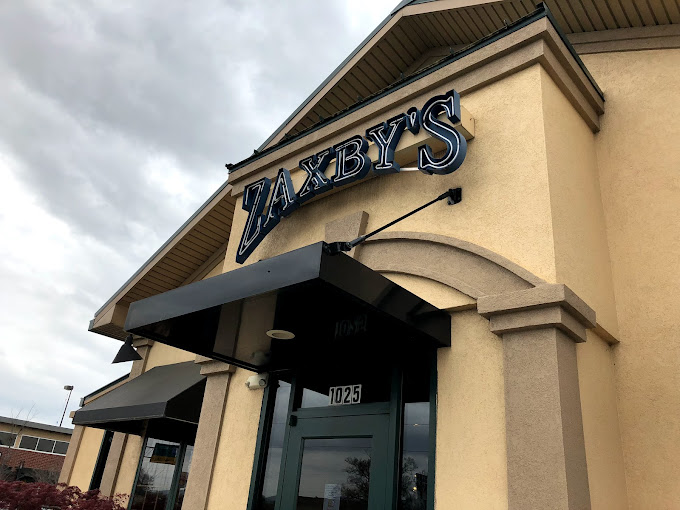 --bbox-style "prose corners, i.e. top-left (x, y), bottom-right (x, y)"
top-left (325, 187), bottom-right (462, 255)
